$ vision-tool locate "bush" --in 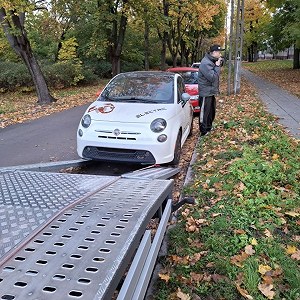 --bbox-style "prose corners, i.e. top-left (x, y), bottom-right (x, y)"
top-left (84, 59), bottom-right (112, 78)
top-left (121, 60), bottom-right (143, 72)
top-left (0, 61), bottom-right (33, 91)
top-left (81, 67), bottom-right (100, 84)
top-left (43, 61), bottom-right (85, 88)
